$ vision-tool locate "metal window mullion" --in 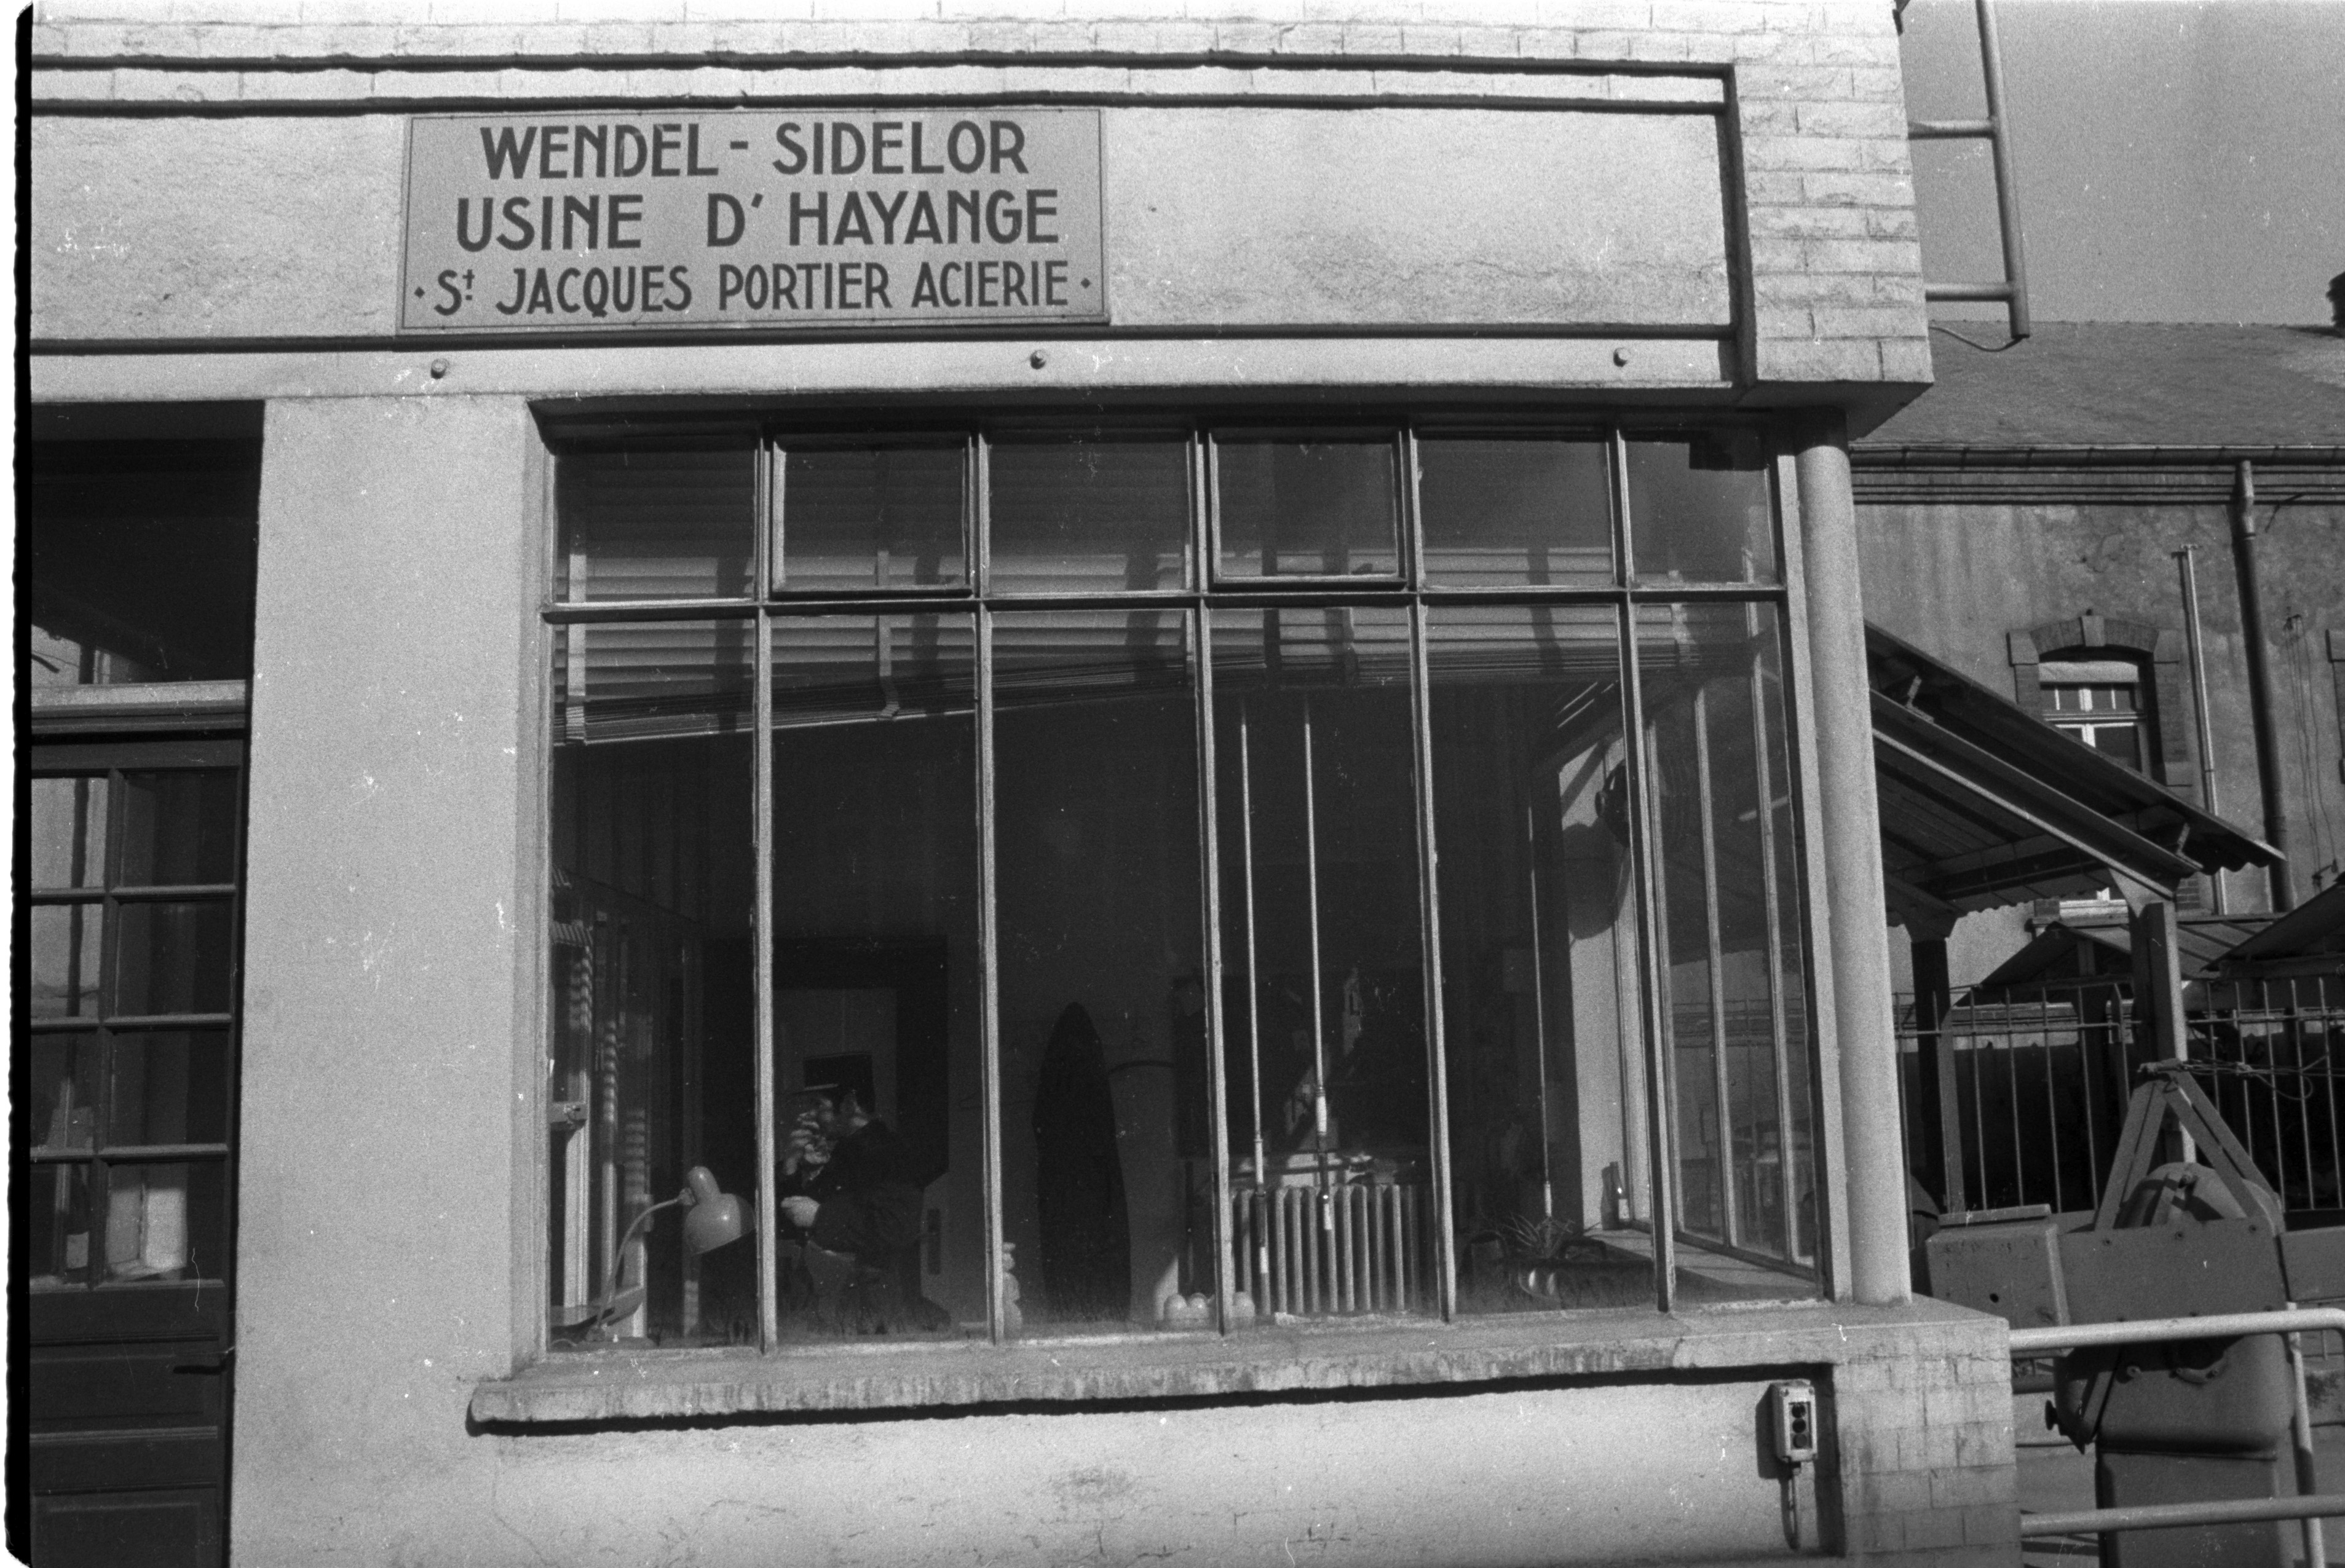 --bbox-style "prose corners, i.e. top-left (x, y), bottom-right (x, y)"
top-left (753, 449), bottom-right (781, 1346)
top-left (1746, 614), bottom-right (1800, 1261)
top-left (1300, 701), bottom-right (1331, 1231)
top-left (1193, 604), bottom-right (1238, 1332)
top-left (1690, 682), bottom-right (1742, 1250)
top-left (977, 605), bottom-right (1008, 1344)
top-left (1614, 432), bottom-right (1679, 1311)
top-left (1407, 598), bottom-right (1458, 1322)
